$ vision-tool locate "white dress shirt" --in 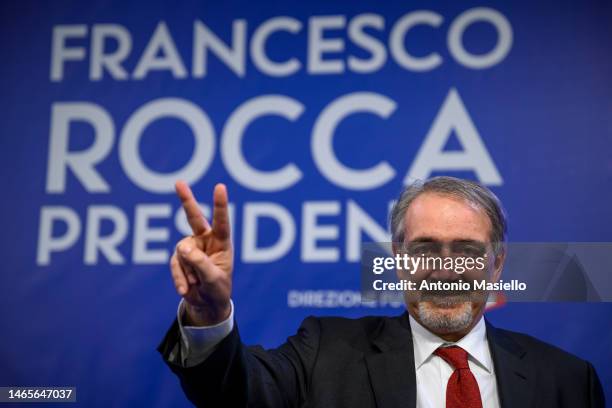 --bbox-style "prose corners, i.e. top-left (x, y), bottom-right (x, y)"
top-left (179, 301), bottom-right (500, 407)
top-left (409, 315), bottom-right (500, 408)
top-left (177, 299), bottom-right (234, 367)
